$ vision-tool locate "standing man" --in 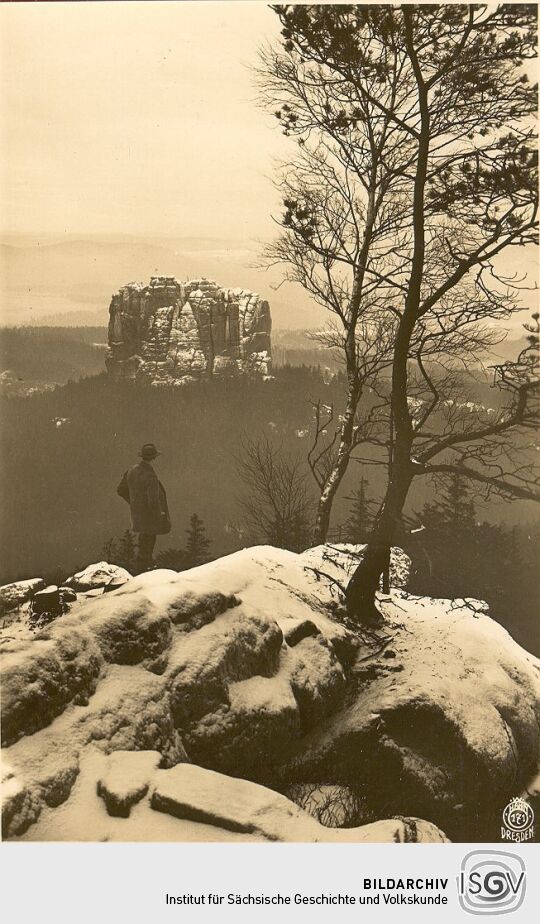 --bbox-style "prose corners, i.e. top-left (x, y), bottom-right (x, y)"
top-left (117, 443), bottom-right (171, 572)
